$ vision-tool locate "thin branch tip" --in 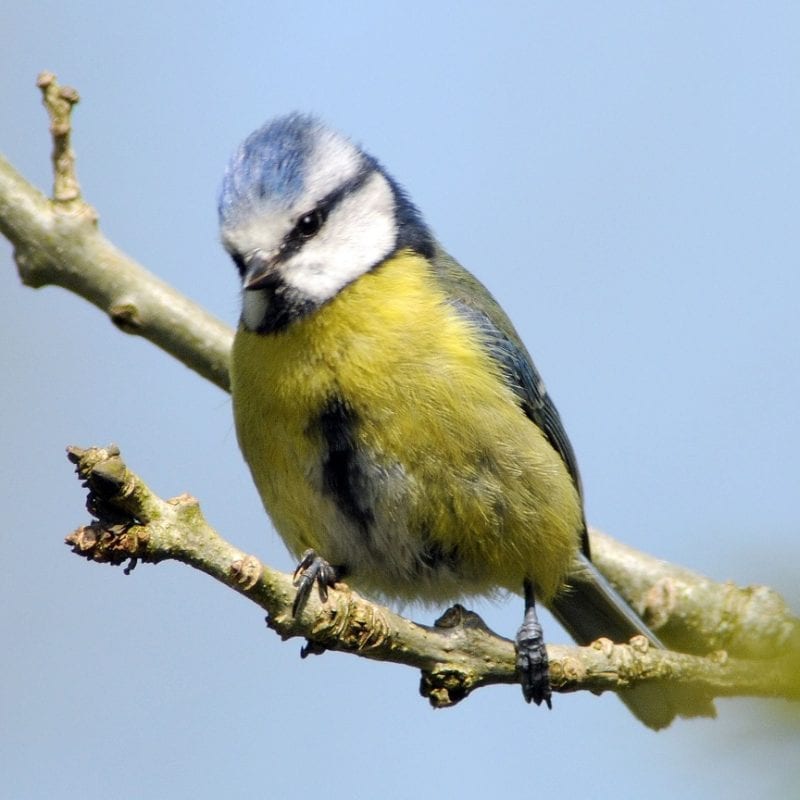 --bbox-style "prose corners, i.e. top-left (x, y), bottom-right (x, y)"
top-left (36, 71), bottom-right (93, 213)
